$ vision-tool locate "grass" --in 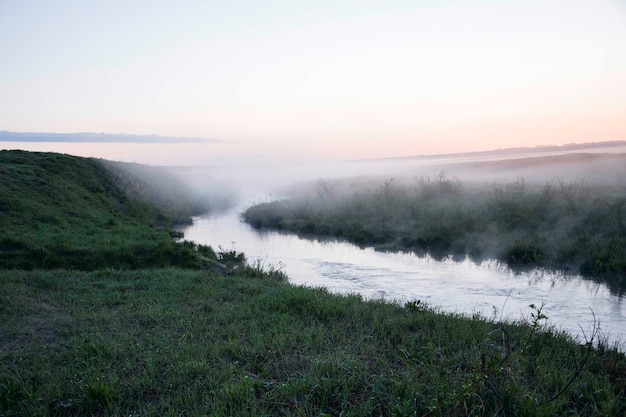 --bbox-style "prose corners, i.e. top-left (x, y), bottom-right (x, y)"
top-left (2, 268), bottom-right (625, 416)
top-left (0, 150), bottom-right (211, 270)
top-left (99, 159), bottom-right (214, 226)
top-left (243, 173), bottom-right (626, 295)
top-left (1, 150), bottom-right (625, 416)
